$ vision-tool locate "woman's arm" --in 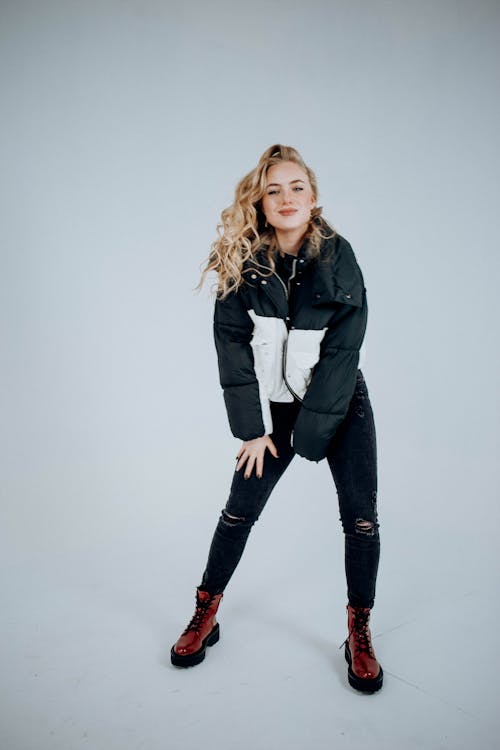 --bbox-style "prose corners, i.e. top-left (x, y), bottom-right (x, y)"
top-left (213, 290), bottom-right (272, 440)
top-left (292, 251), bottom-right (368, 463)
